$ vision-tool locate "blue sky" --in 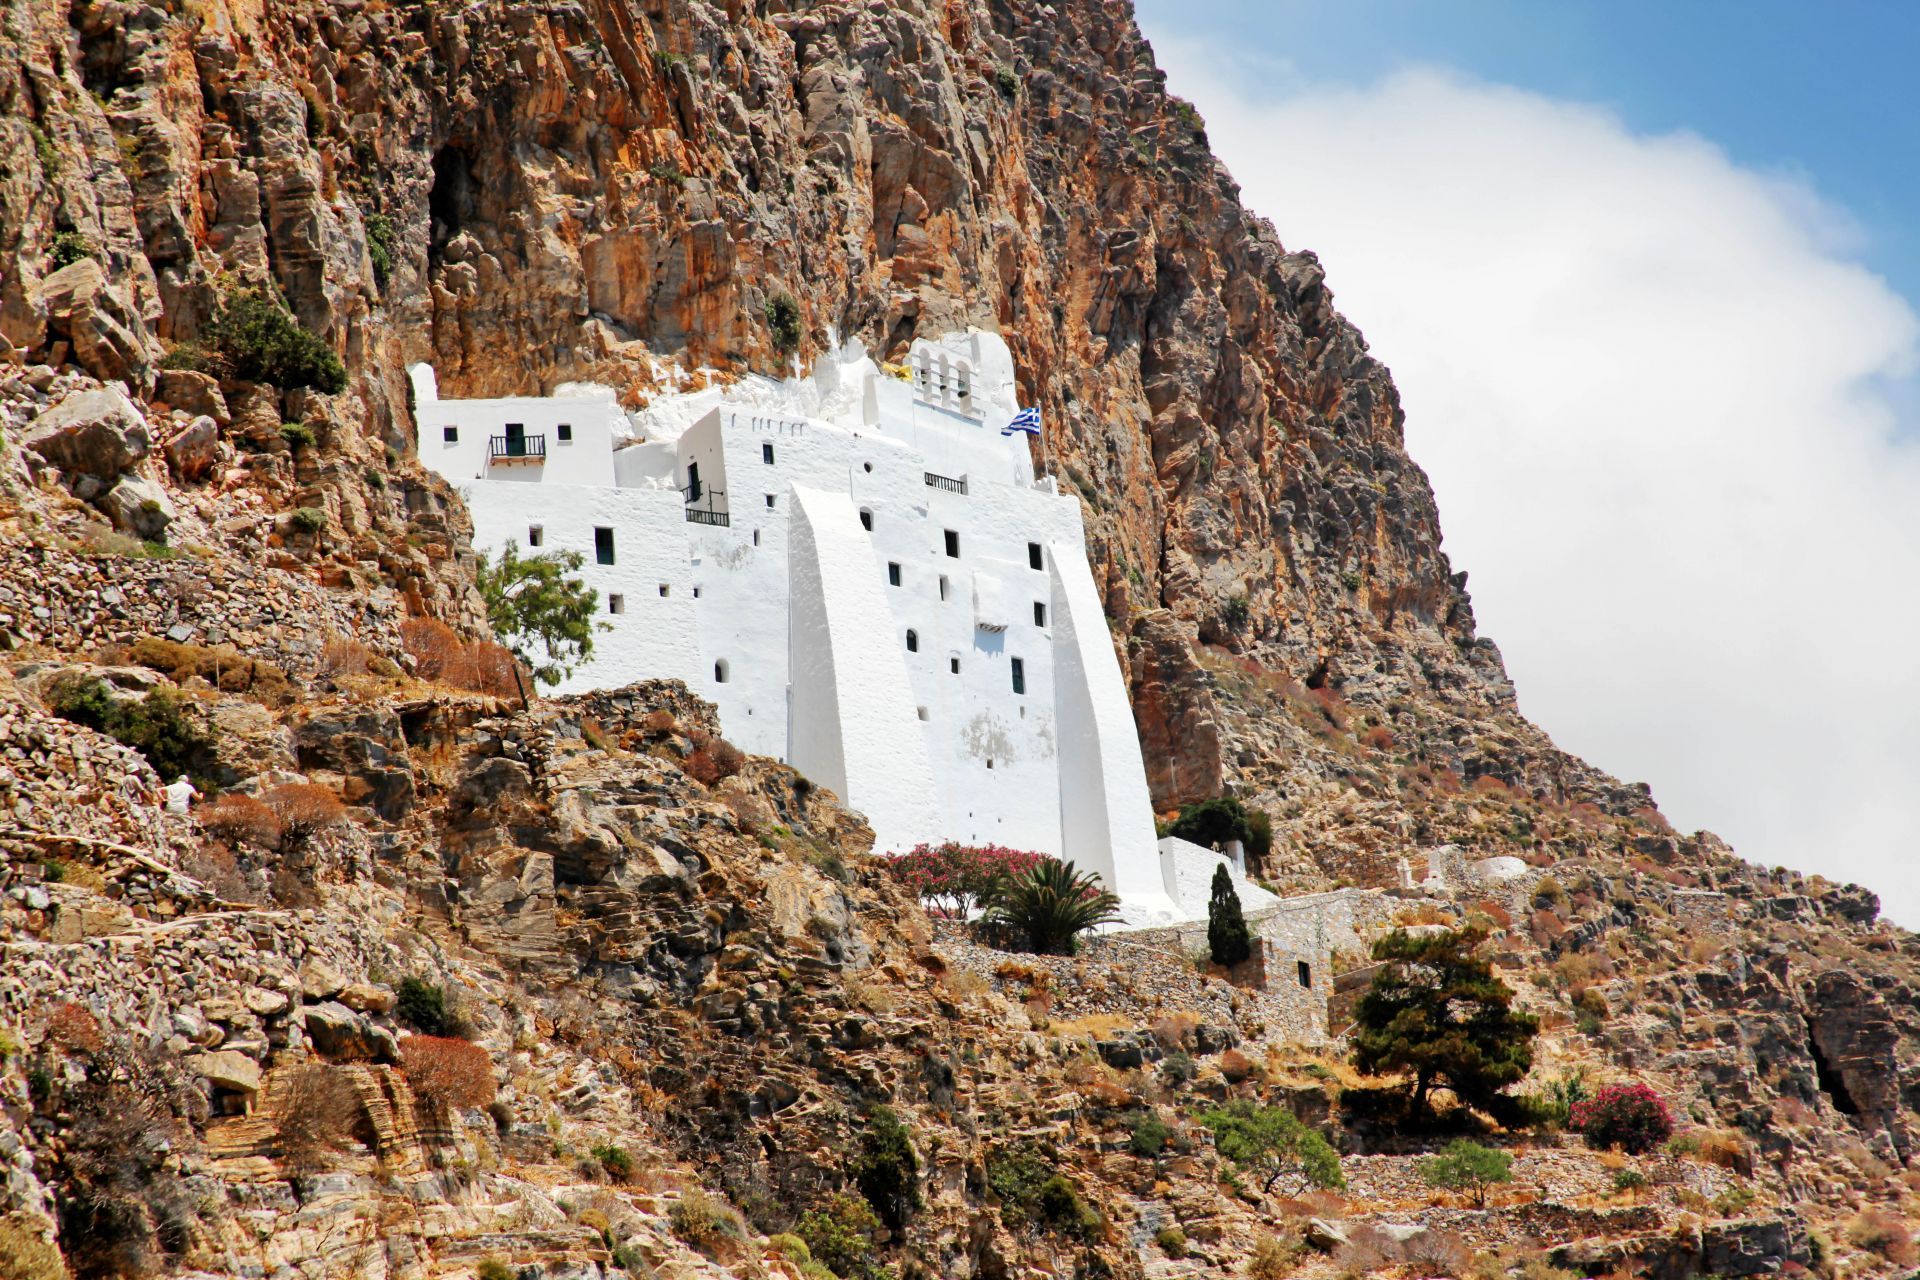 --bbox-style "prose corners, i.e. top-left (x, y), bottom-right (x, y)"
top-left (1132, 3), bottom-right (1920, 922)
top-left (1134, 0), bottom-right (1920, 304)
